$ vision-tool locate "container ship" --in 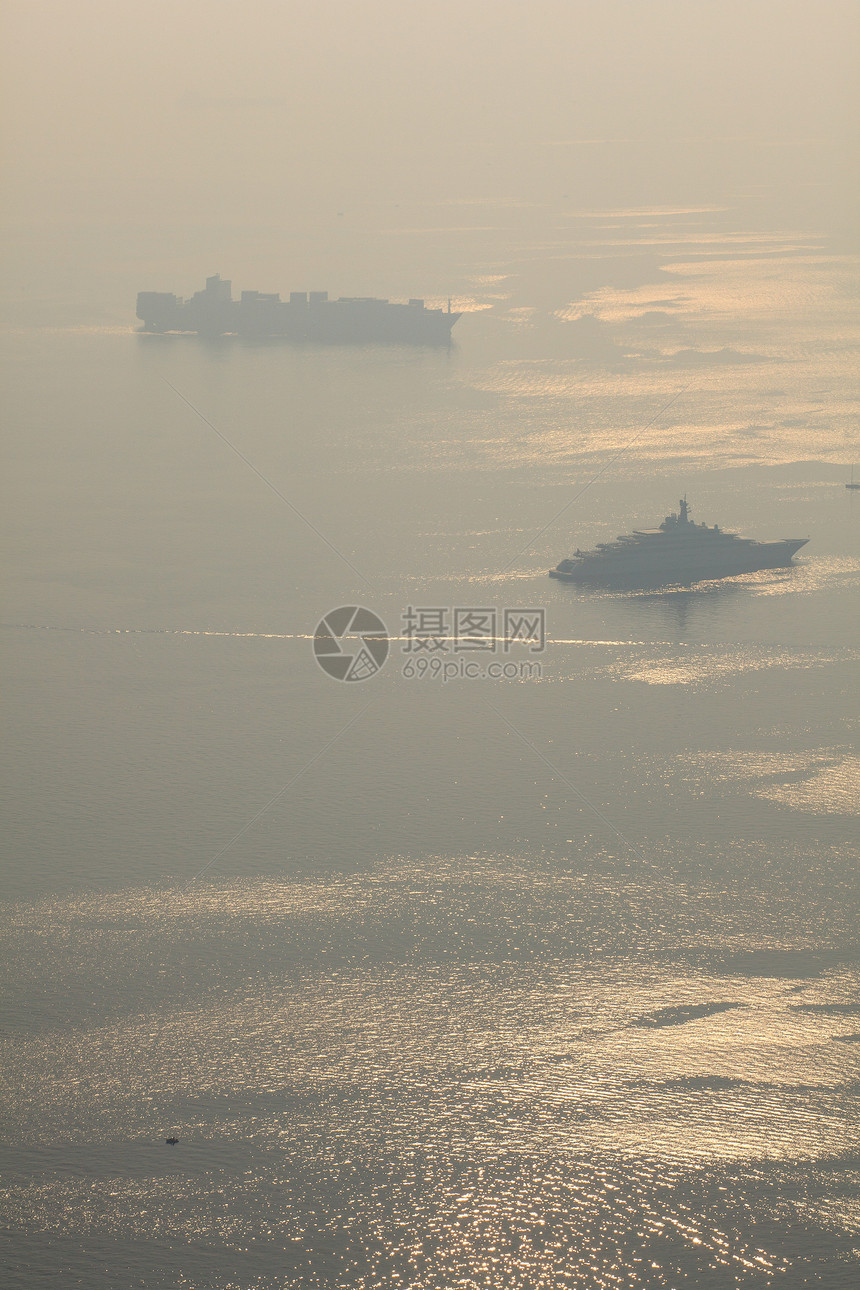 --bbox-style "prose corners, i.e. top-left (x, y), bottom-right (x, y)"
top-left (136, 274), bottom-right (461, 344)
top-left (549, 498), bottom-right (808, 587)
